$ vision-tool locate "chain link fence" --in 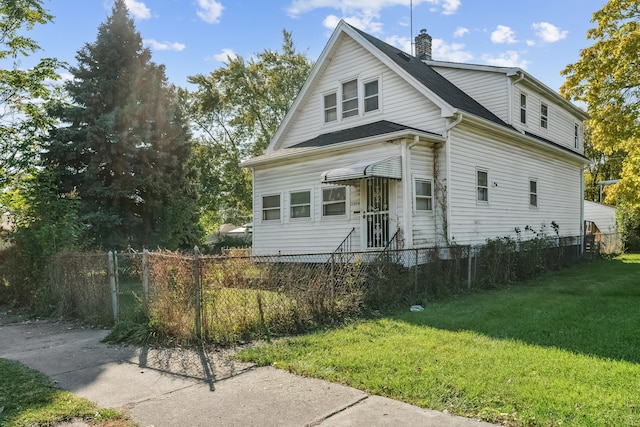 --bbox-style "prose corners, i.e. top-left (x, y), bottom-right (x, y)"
top-left (44, 233), bottom-right (621, 345)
